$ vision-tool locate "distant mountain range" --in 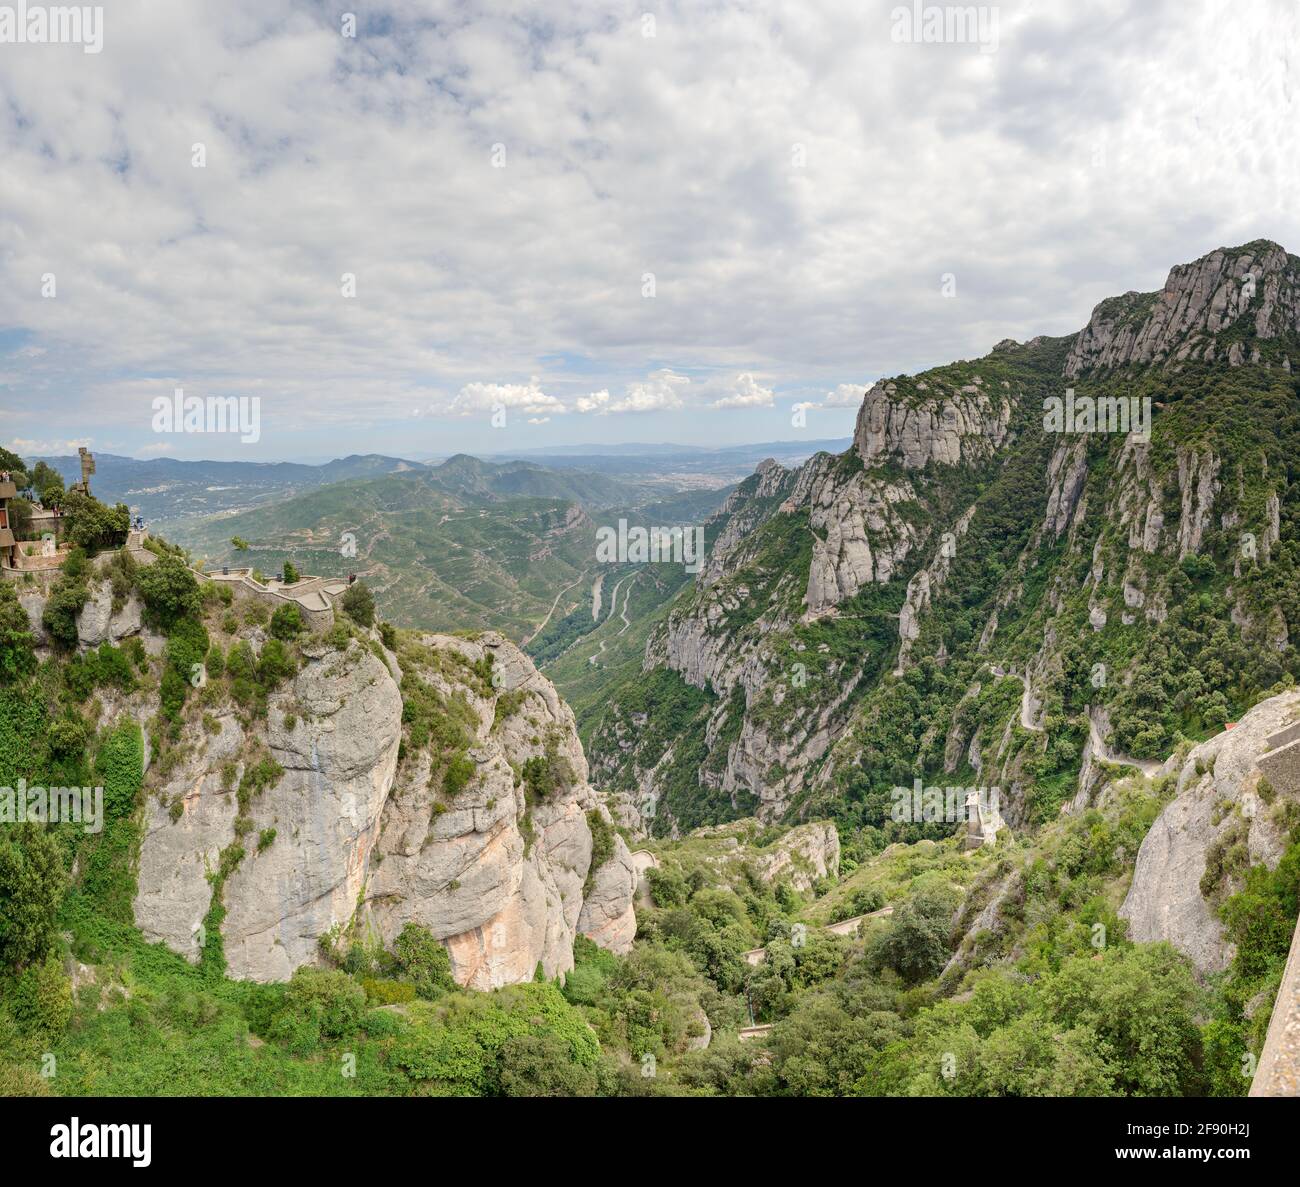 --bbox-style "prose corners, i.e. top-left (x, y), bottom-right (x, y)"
top-left (31, 451), bottom-right (423, 524)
